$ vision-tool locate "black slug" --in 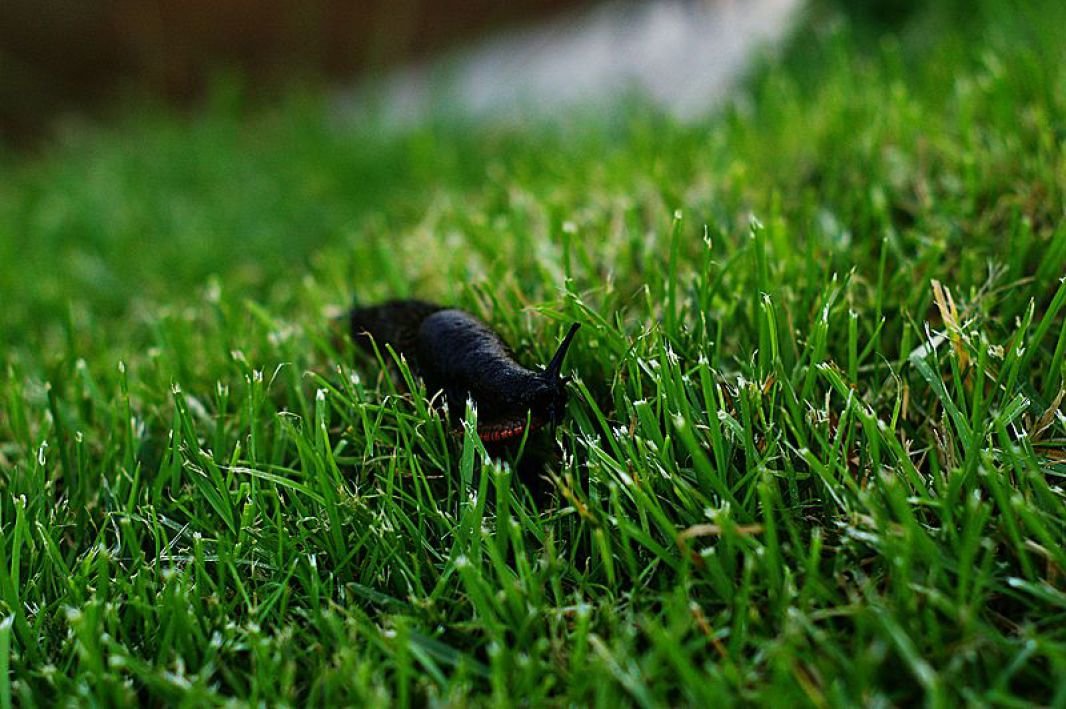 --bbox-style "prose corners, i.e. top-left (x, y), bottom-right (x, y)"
top-left (348, 299), bottom-right (580, 445)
